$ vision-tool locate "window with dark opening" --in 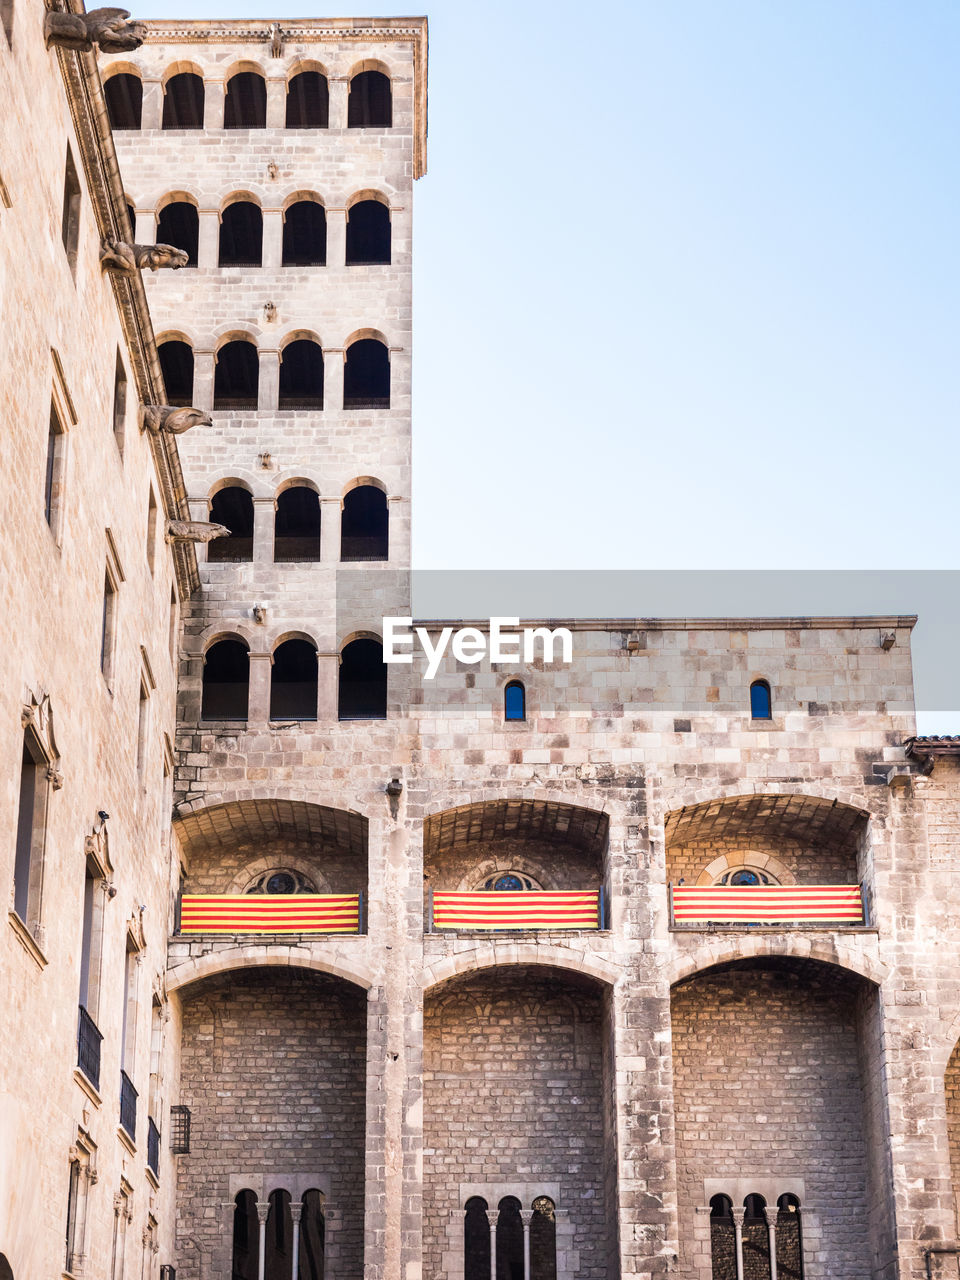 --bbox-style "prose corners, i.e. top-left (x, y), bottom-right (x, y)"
top-left (530, 1198), bottom-right (557, 1280)
top-left (78, 861), bottom-right (105, 1037)
top-left (224, 72), bottom-right (267, 128)
top-left (265, 1189), bottom-right (292, 1277)
top-left (137, 680), bottom-right (150, 775)
top-left (298, 1189), bottom-right (325, 1280)
top-left (146, 487), bottom-right (158, 573)
top-left (343, 339), bottom-right (389, 409)
top-left (463, 1197), bottom-right (490, 1280)
top-left (219, 201), bottom-right (262, 266)
top-left (124, 201), bottom-right (136, 237)
top-left (348, 70), bottom-right (392, 127)
top-left (338, 638), bottom-right (387, 720)
top-left (214, 340), bottom-right (259, 408)
top-left (776, 1194), bottom-right (804, 1278)
top-left (495, 1198), bottom-right (524, 1280)
top-left (279, 340), bottom-right (324, 409)
top-left (62, 145), bottom-right (81, 275)
top-left (65, 1160), bottom-right (82, 1275)
top-left (232, 1191), bottom-right (259, 1280)
top-left (271, 639), bottom-right (318, 720)
top-left (709, 1195), bottom-right (736, 1280)
top-left (275, 486), bottom-right (321, 562)
top-left (1, 0), bottom-right (13, 47)
top-left (504, 681), bottom-right (525, 722)
top-left (113, 351), bottom-right (127, 451)
top-left (45, 402), bottom-right (66, 537)
top-left (14, 730), bottom-right (47, 929)
top-left (742, 1195), bottom-right (771, 1272)
top-left (286, 71), bottom-right (329, 127)
top-left (162, 73), bottom-right (204, 129)
top-left (157, 201), bottom-right (199, 266)
top-left (341, 485), bottom-right (387, 560)
top-left (201, 639), bottom-right (249, 720)
top-left (208, 486), bottom-right (254, 561)
top-left (282, 200), bottom-right (326, 266)
top-left (159, 340), bottom-right (194, 406)
top-left (750, 679), bottom-right (772, 720)
top-left (100, 568), bottom-right (117, 680)
top-left (346, 200), bottom-right (391, 265)
top-left (105, 74), bottom-right (142, 129)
